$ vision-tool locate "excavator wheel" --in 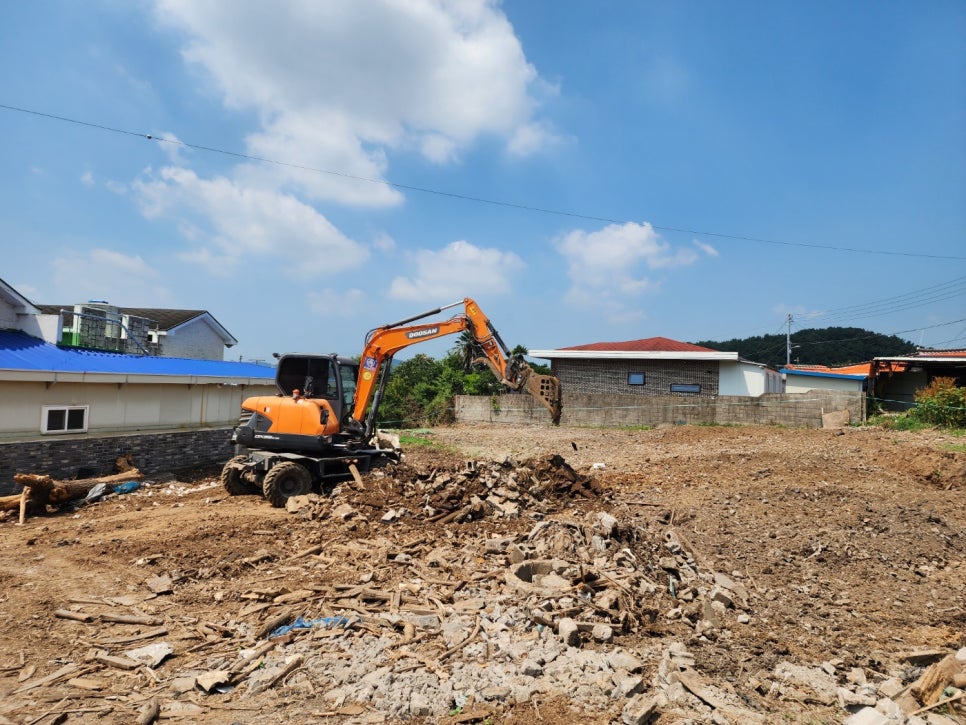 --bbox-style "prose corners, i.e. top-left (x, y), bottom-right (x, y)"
top-left (221, 455), bottom-right (260, 496)
top-left (262, 461), bottom-right (313, 508)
